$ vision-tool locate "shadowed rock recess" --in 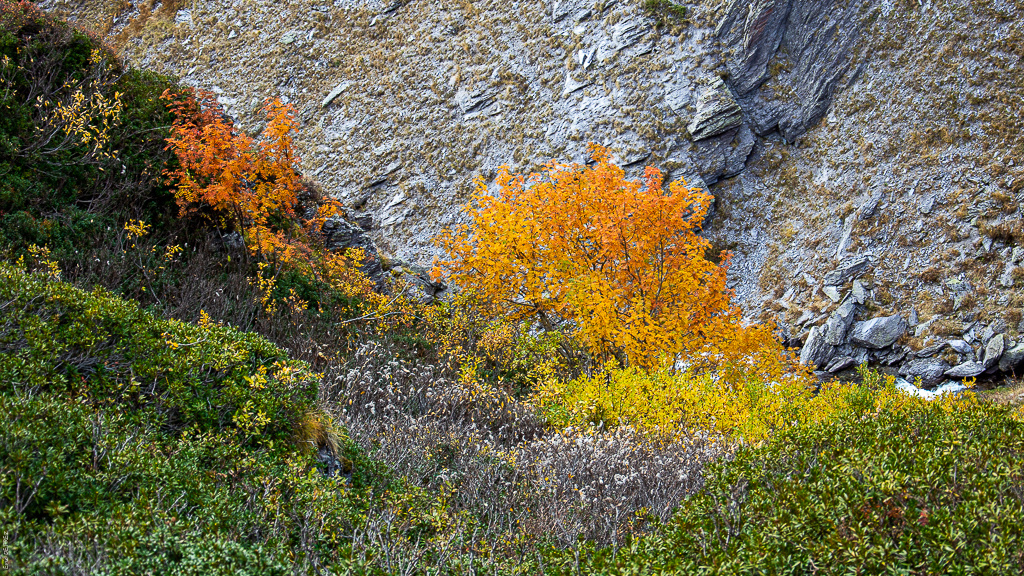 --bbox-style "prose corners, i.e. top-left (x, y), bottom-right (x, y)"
top-left (50, 0), bottom-right (1024, 384)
